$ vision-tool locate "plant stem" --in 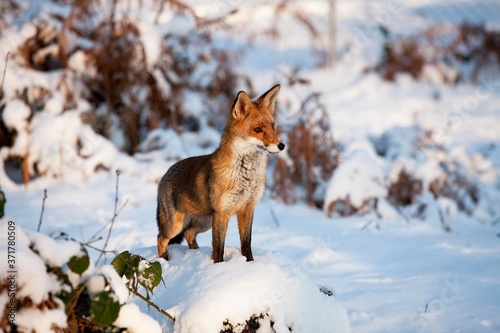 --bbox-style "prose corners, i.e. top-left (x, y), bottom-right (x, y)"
top-left (0, 51), bottom-right (9, 99)
top-left (129, 287), bottom-right (175, 322)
